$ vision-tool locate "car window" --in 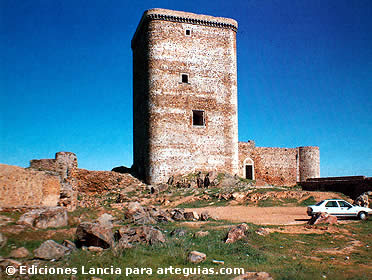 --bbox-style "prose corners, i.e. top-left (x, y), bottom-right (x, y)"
top-left (315, 200), bottom-right (324, 206)
top-left (338, 201), bottom-right (352, 207)
top-left (325, 201), bottom-right (339, 207)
